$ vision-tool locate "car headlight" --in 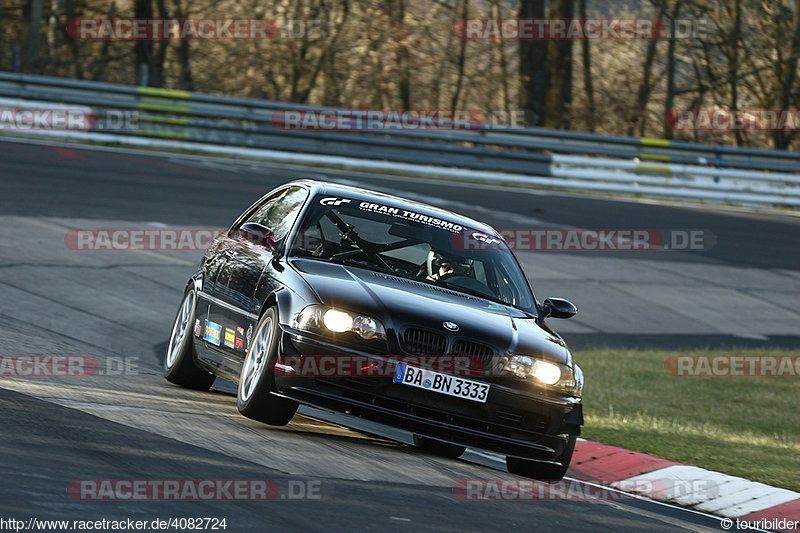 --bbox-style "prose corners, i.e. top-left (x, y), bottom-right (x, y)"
top-left (504, 354), bottom-right (582, 396)
top-left (293, 305), bottom-right (387, 341)
top-left (322, 309), bottom-right (352, 332)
